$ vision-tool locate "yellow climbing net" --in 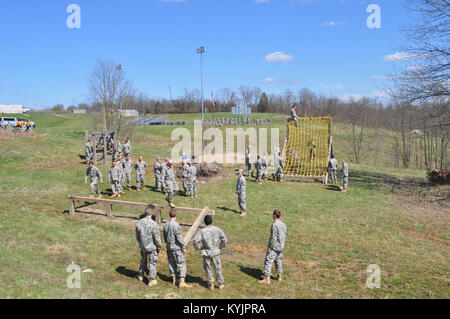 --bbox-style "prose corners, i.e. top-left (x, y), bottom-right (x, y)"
top-left (282, 117), bottom-right (331, 177)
